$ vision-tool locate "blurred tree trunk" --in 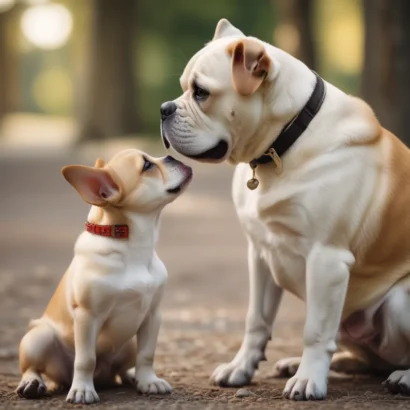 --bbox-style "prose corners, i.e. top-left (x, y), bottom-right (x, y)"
top-left (0, 8), bottom-right (19, 124)
top-left (0, 12), bottom-right (7, 122)
top-left (274, 0), bottom-right (317, 70)
top-left (362, 0), bottom-right (410, 145)
top-left (78, 0), bottom-right (139, 142)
